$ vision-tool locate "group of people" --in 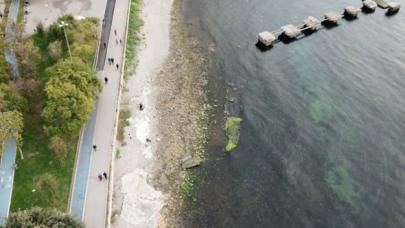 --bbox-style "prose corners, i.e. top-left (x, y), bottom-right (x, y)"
top-left (98, 172), bottom-right (108, 181)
